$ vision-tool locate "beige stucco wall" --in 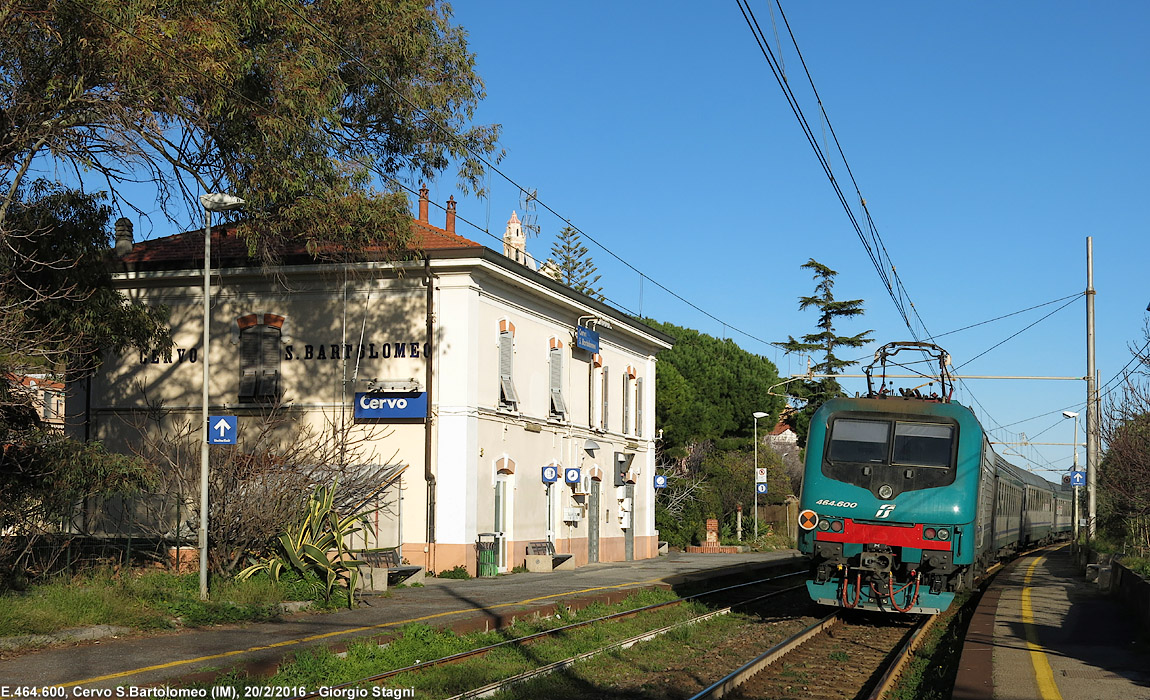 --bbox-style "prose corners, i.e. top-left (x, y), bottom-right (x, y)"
top-left (70, 252), bottom-right (669, 576)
